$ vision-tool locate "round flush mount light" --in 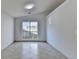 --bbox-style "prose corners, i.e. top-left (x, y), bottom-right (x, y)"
top-left (24, 3), bottom-right (34, 10)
